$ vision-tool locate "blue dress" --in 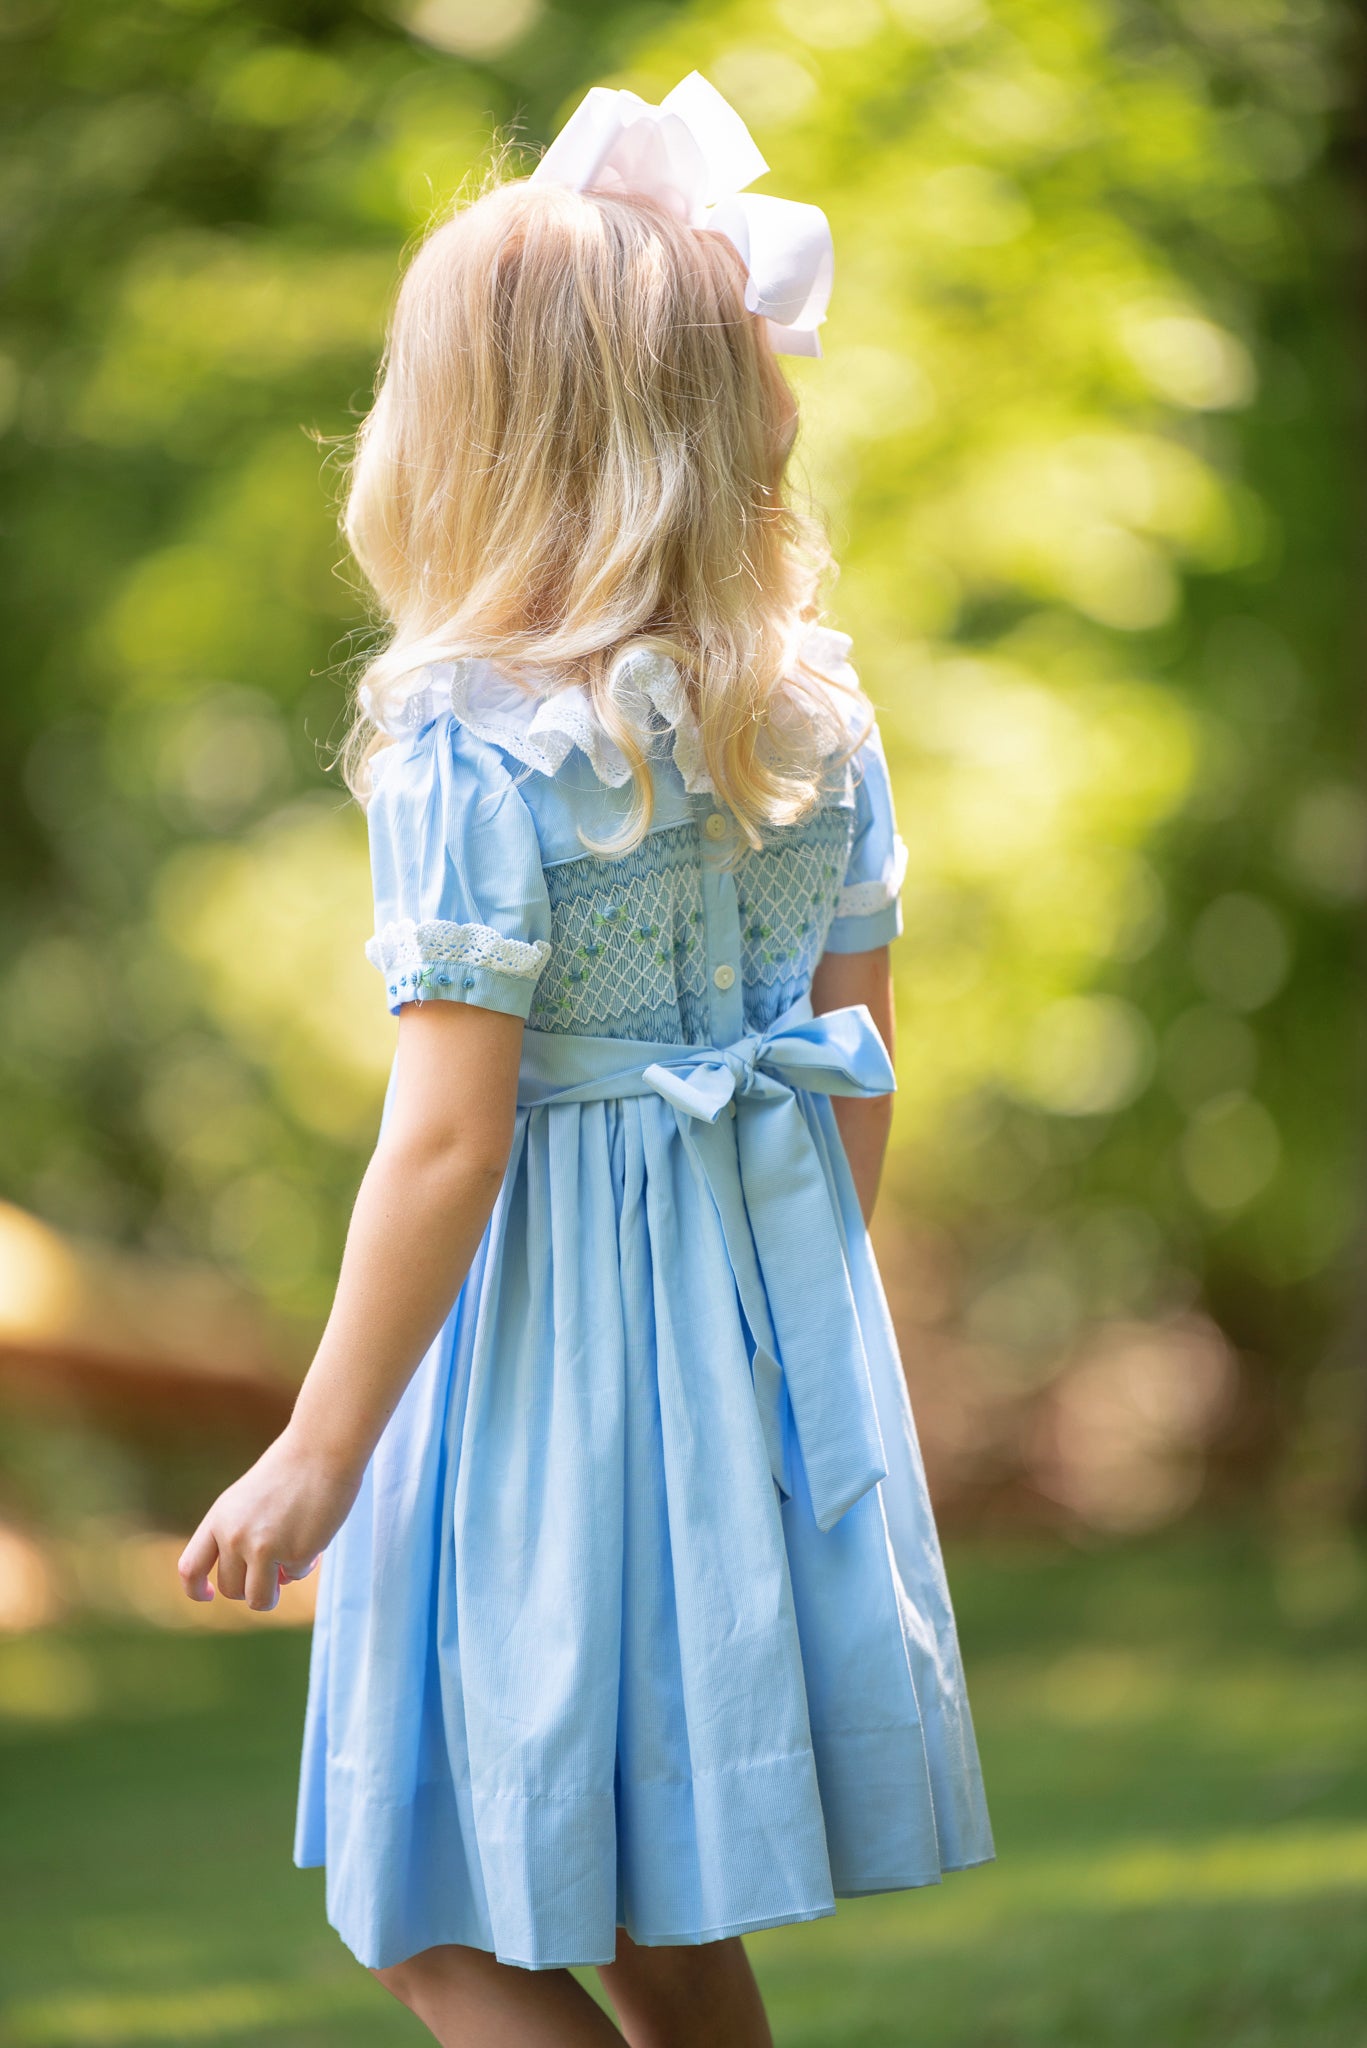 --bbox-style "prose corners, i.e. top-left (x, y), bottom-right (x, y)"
top-left (293, 631), bottom-right (995, 1971)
